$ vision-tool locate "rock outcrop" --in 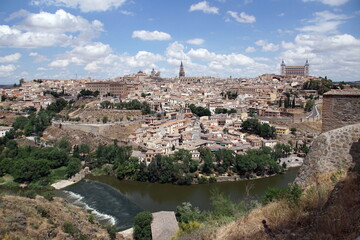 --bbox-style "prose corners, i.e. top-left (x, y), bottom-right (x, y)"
top-left (295, 123), bottom-right (360, 186)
